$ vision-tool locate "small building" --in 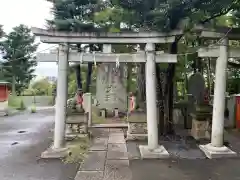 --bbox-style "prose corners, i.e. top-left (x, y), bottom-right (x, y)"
top-left (0, 81), bottom-right (10, 116)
